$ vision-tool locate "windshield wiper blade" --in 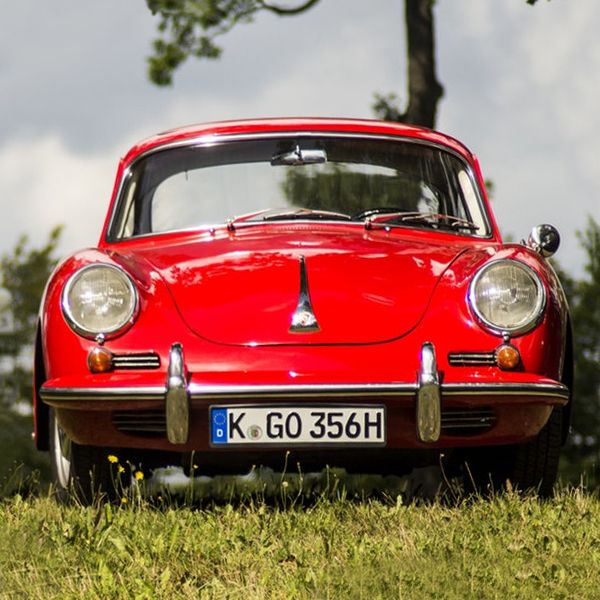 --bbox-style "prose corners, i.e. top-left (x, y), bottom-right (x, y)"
top-left (364, 211), bottom-right (480, 232)
top-left (262, 208), bottom-right (351, 222)
top-left (227, 208), bottom-right (351, 231)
